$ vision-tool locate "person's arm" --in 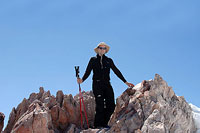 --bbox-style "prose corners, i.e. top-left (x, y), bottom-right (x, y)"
top-left (110, 58), bottom-right (127, 83)
top-left (110, 59), bottom-right (134, 87)
top-left (81, 57), bottom-right (93, 82)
